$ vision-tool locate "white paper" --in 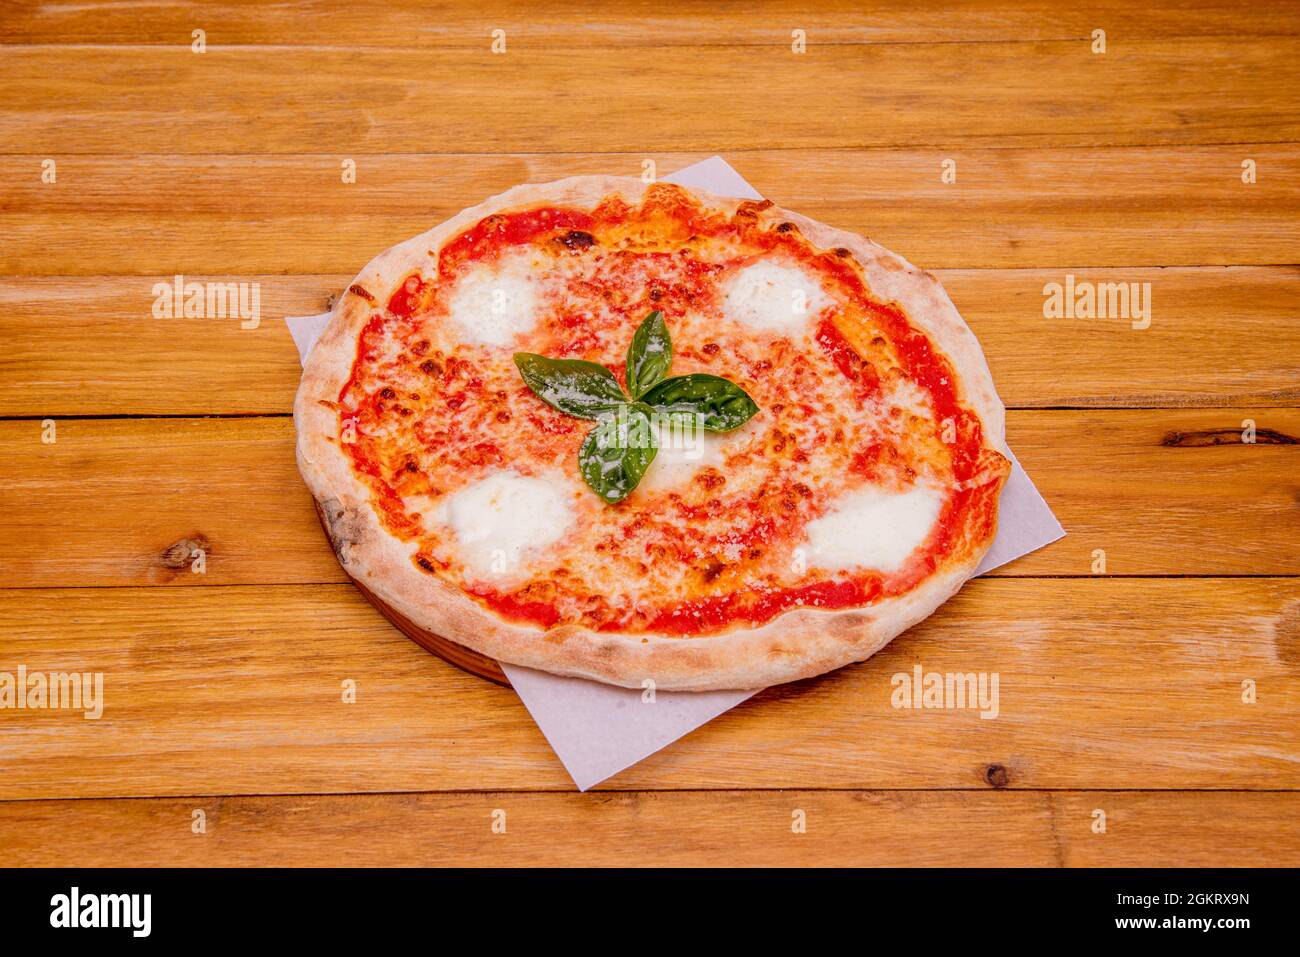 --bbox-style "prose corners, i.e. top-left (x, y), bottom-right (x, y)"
top-left (285, 157), bottom-right (1065, 791)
